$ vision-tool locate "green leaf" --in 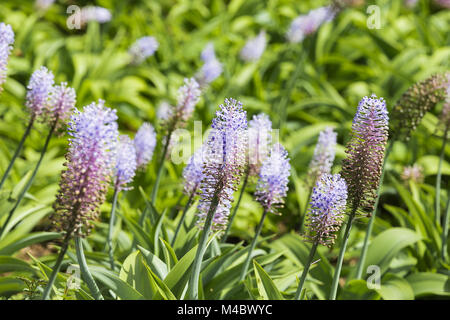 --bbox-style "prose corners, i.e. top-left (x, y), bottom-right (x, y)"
top-left (0, 232), bottom-right (61, 255)
top-left (137, 245), bottom-right (168, 280)
top-left (340, 279), bottom-right (380, 300)
top-left (406, 272), bottom-right (450, 298)
top-left (364, 228), bottom-right (422, 275)
top-left (253, 260), bottom-right (284, 300)
top-left (0, 277), bottom-right (26, 296)
top-left (376, 274), bottom-right (414, 300)
top-left (0, 256), bottom-right (35, 274)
